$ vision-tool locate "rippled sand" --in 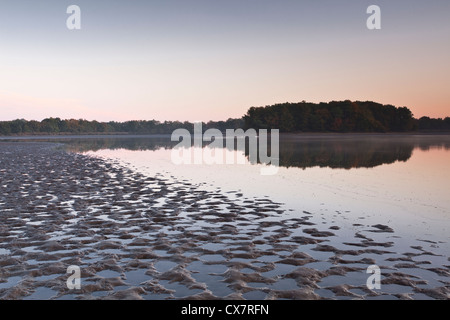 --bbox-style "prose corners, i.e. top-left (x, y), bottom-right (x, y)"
top-left (0, 142), bottom-right (448, 300)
